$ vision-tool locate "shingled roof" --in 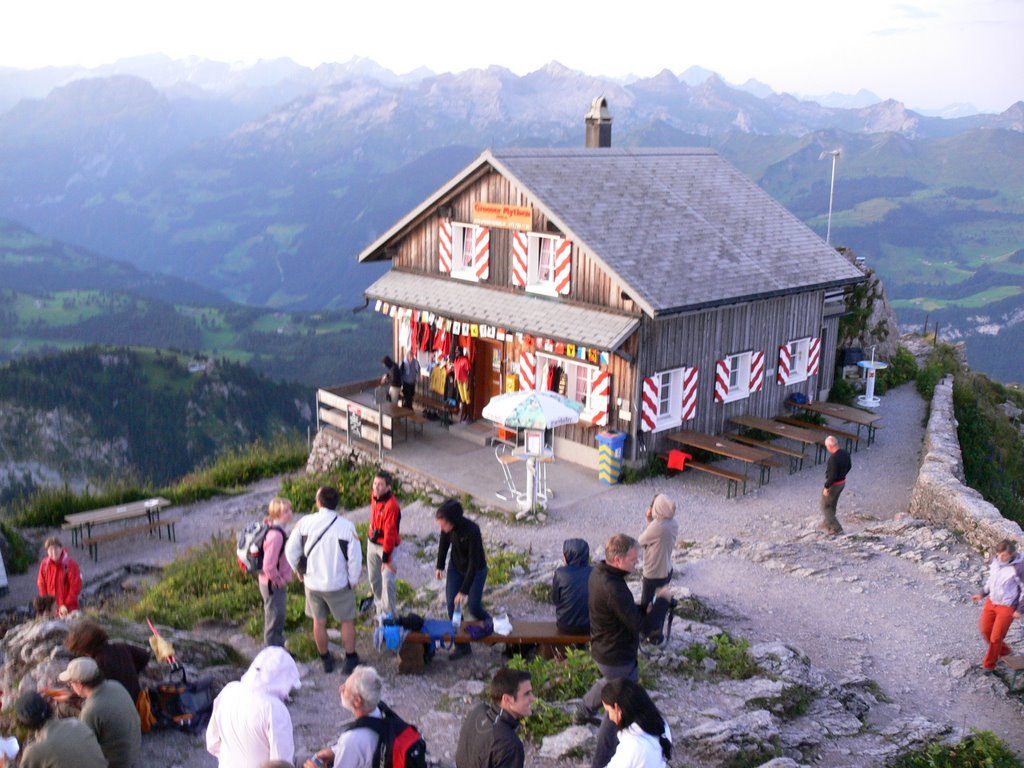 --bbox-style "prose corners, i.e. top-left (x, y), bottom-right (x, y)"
top-left (359, 147), bottom-right (865, 317)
